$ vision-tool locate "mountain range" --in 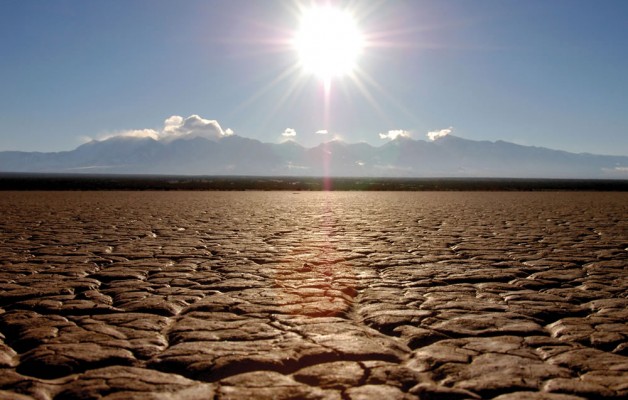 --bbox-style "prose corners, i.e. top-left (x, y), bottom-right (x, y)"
top-left (1, 134), bottom-right (627, 178)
